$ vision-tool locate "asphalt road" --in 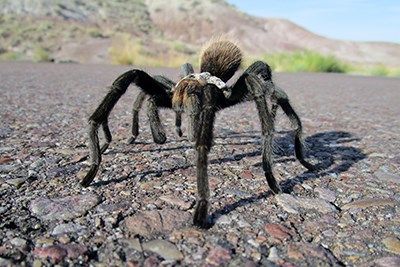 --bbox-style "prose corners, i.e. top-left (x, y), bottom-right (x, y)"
top-left (1, 62), bottom-right (399, 266)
